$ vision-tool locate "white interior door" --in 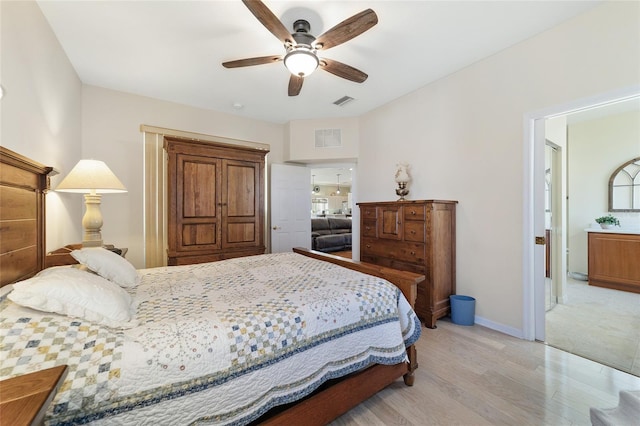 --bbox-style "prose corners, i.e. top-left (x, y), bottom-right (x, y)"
top-left (270, 164), bottom-right (311, 253)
